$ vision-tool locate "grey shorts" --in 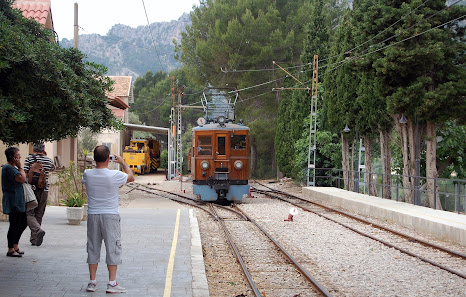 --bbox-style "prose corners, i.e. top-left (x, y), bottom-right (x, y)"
top-left (87, 214), bottom-right (122, 265)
